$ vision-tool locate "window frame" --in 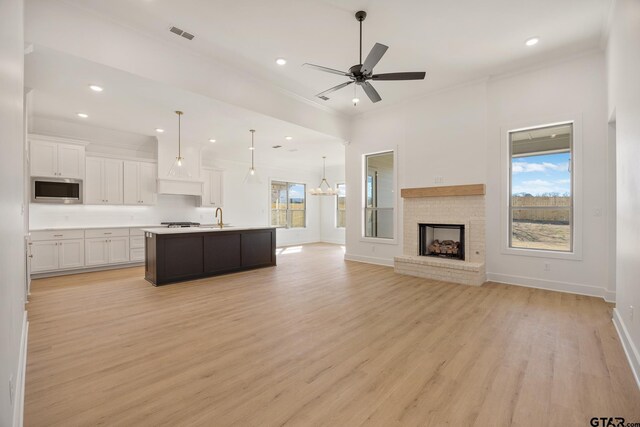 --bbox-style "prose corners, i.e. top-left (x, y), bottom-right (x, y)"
top-left (501, 117), bottom-right (583, 260)
top-left (361, 149), bottom-right (398, 244)
top-left (509, 123), bottom-right (574, 253)
top-left (270, 180), bottom-right (307, 229)
top-left (336, 182), bottom-right (346, 228)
